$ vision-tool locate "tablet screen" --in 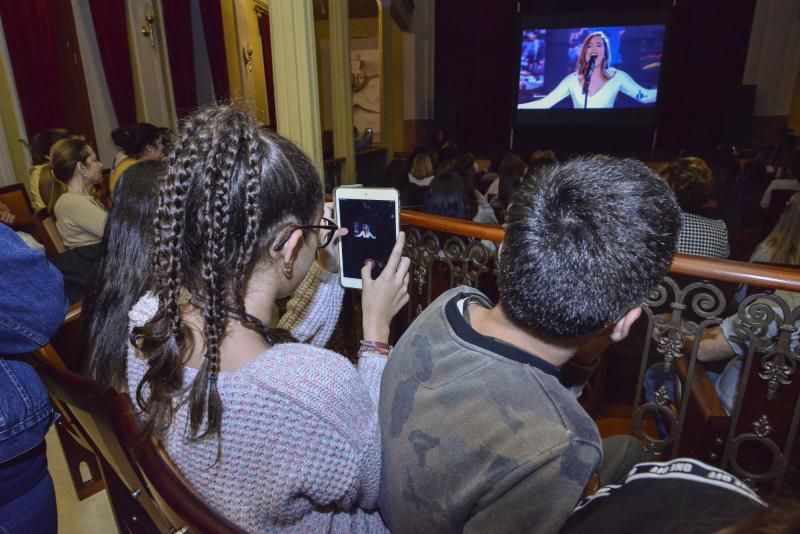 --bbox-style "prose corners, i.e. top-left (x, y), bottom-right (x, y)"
top-left (338, 198), bottom-right (397, 280)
